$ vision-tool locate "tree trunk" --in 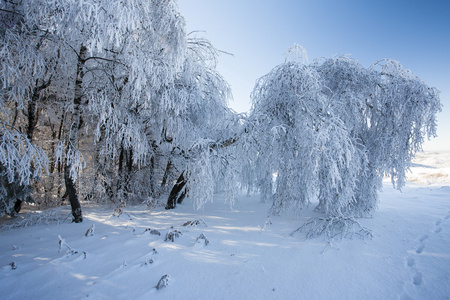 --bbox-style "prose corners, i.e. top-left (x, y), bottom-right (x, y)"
top-left (14, 77), bottom-right (51, 214)
top-left (64, 164), bottom-right (82, 222)
top-left (165, 171), bottom-right (187, 209)
top-left (64, 44), bottom-right (86, 223)
top-left (161, 160), bottom-right (172, 187)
